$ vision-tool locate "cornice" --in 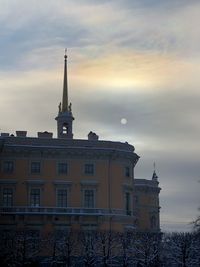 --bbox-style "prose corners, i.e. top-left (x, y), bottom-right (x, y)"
top-left (1, 145), bottom-right (139, 163)
top-left (134, 185), bottom-right (161, 194)
top-left (0, 179), bottom-right (17, 185)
